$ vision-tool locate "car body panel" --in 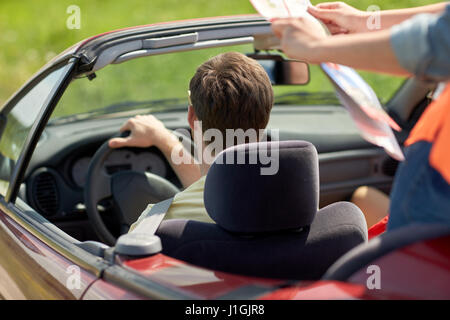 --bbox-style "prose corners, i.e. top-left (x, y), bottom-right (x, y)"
top-left (119, 254), bottom-right (284, 299)
top-left (348, 235), bottom-right (450, 299)
top-left (82, 278), bottom-right (145, 300)
top-left (0, 206), bottom-right (98, 299)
